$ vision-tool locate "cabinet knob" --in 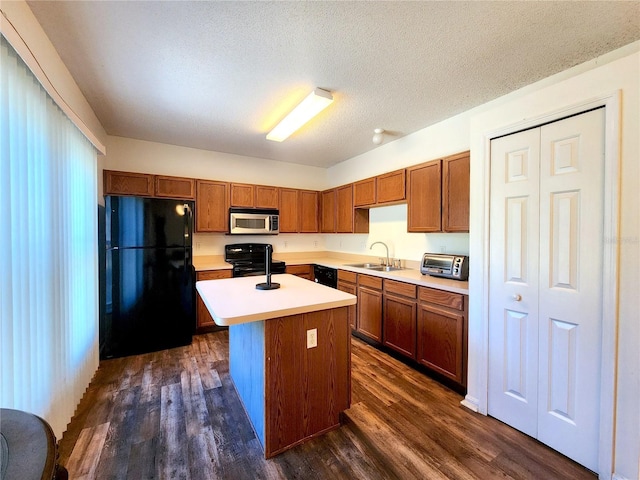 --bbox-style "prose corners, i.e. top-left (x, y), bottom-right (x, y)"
top-left (512, 294), bottom-right (522, 302)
